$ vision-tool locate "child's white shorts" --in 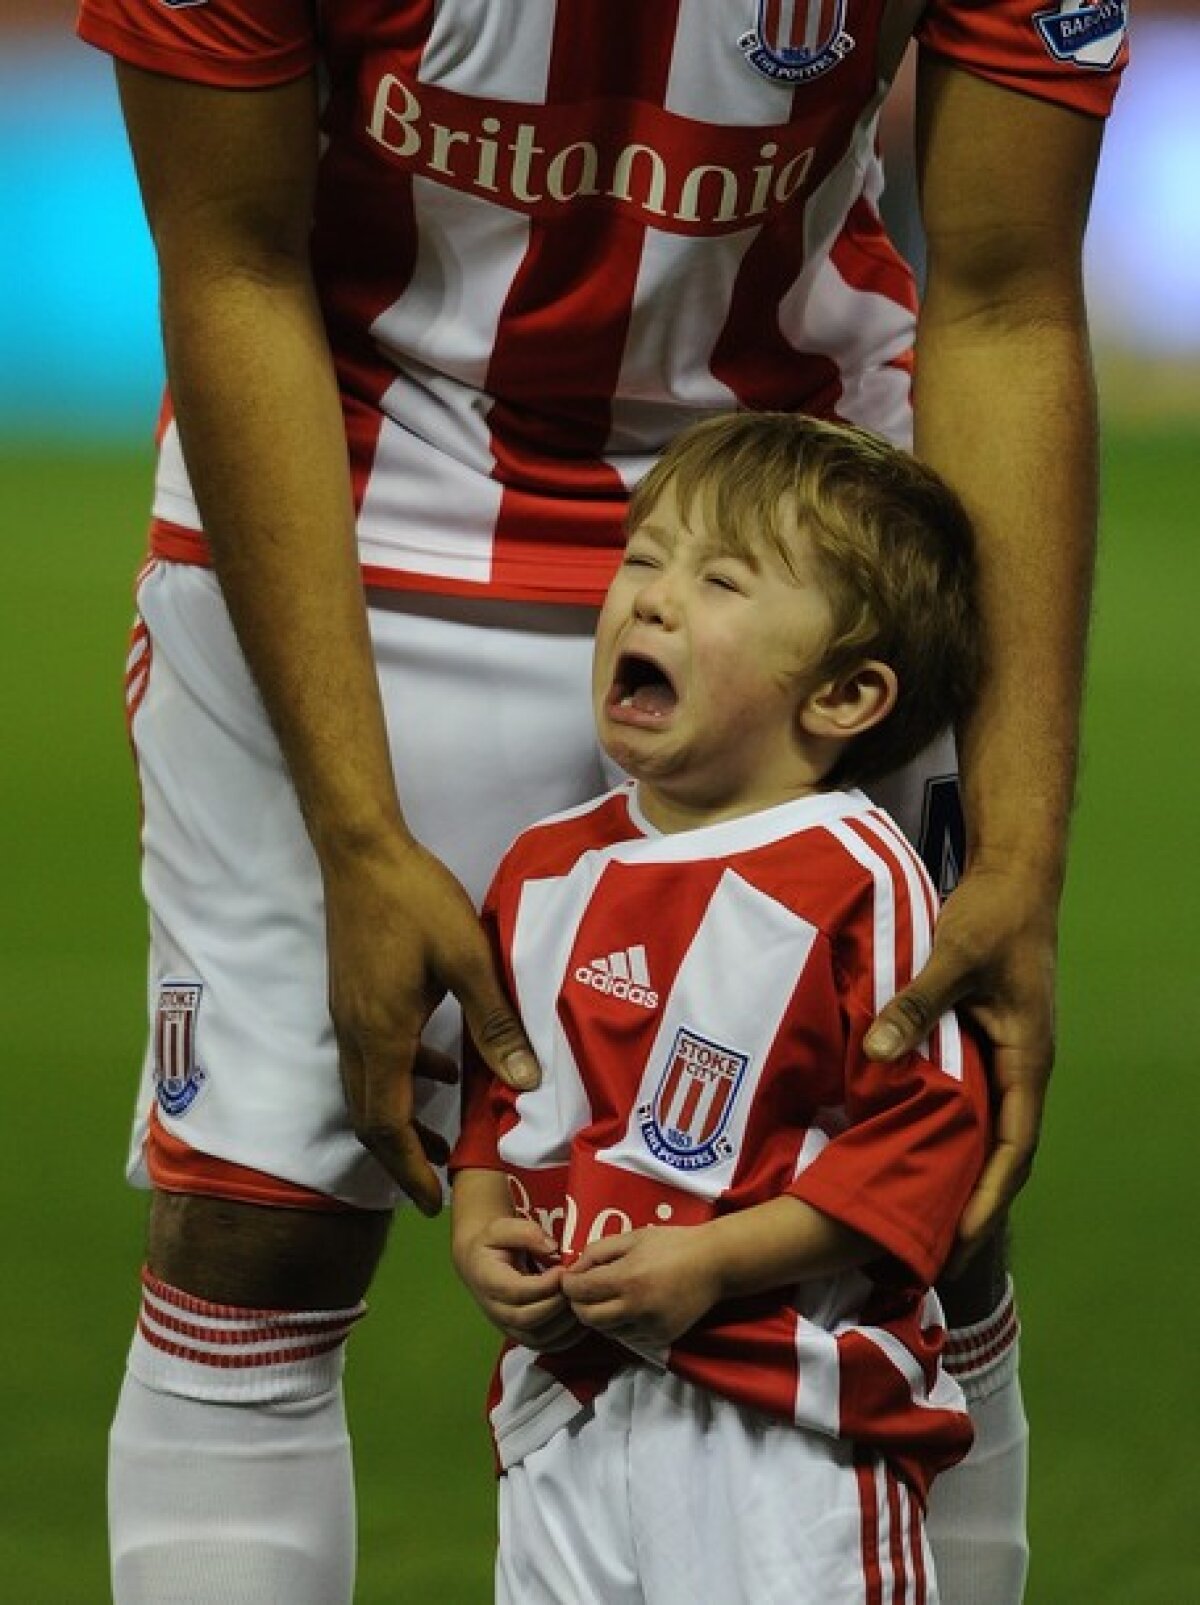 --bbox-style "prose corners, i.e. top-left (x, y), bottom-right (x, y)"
top-left (125, 560), bottom-right (959, 1213)
top-left (497, 1365), bottom-right (939, 1604)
